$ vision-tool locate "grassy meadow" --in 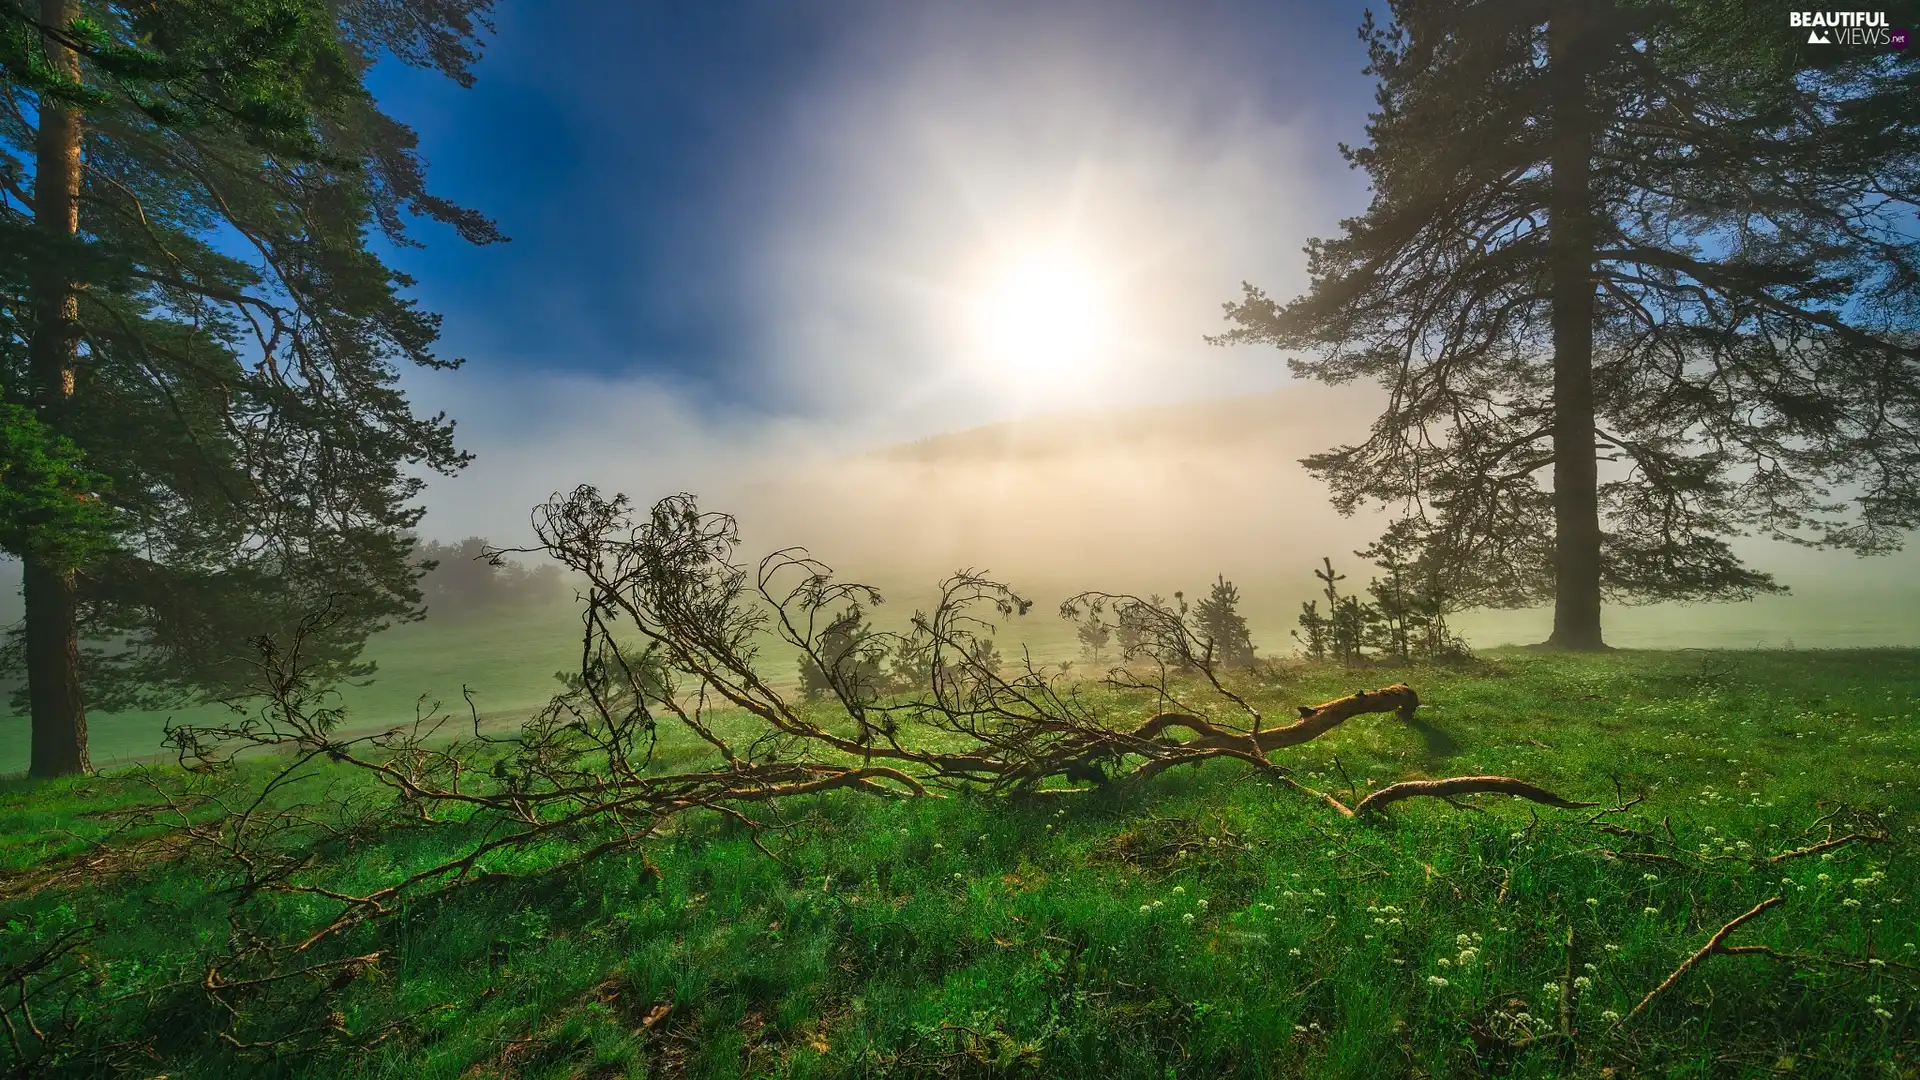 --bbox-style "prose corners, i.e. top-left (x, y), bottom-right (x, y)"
top-left (7, 560), bottom-right (1918, 776)
top-left (2, 647), bottom-right (1918, 1078)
